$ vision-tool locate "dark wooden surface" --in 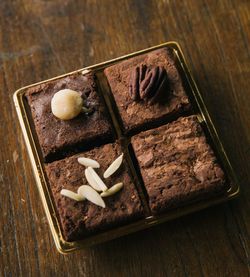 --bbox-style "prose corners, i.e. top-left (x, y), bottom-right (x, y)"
top-left (0, 0), bottom-right (249, 276)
